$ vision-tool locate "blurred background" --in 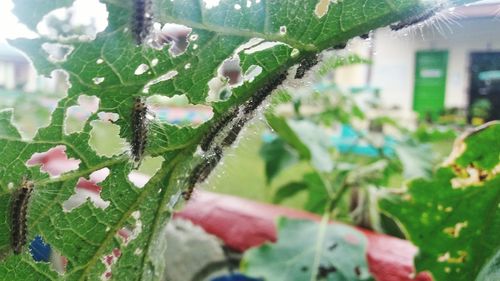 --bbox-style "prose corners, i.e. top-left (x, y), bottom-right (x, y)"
top-left (0, 0), bottom-right (499, 280)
